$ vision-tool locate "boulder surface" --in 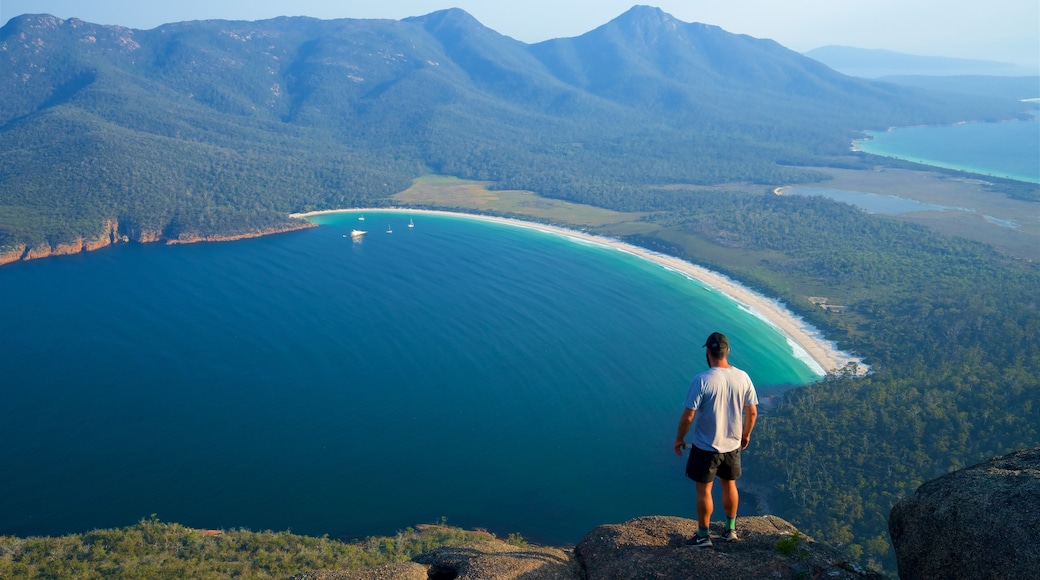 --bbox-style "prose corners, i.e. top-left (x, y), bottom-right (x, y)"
top-left (889, 447), bottom-right (1040, 580)
top-left (575, 515), bottom-right (881, 580)
top-left (293, 515), bottom-right (880, 579)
